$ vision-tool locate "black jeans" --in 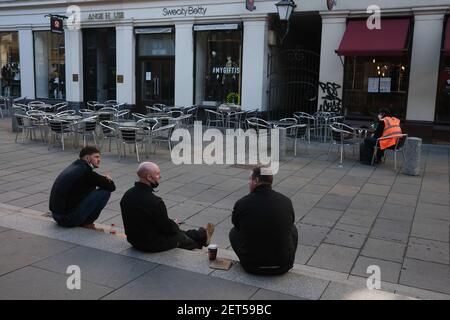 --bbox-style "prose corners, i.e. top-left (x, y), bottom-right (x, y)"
top-left (362, 137), bottom-right (384, 164)
top-left (175, 228), bottom-right (207, 250)
top-left (229, 226), bottom-right (298, 276)
top-left (52, 189), bottom-right (111, 227)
